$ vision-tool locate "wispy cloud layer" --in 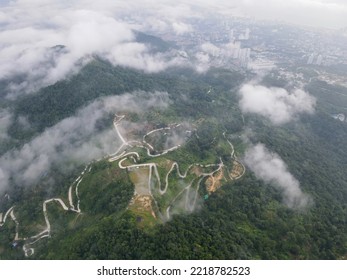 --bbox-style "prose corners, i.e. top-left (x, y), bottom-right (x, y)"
top-left (0, 91), bottom-right (169, 192)
top-left (239, 84), bottom-right (316, 125)
top-left (244, 143), bottom-right (311, 208)
top-left (0, 3), bottom-right (188, 97)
